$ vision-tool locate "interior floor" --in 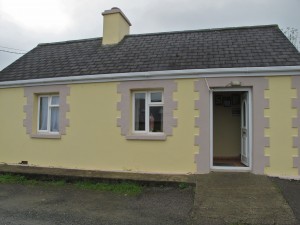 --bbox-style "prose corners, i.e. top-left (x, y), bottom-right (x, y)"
top-left (213, 157), bottom-right (246, 167)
